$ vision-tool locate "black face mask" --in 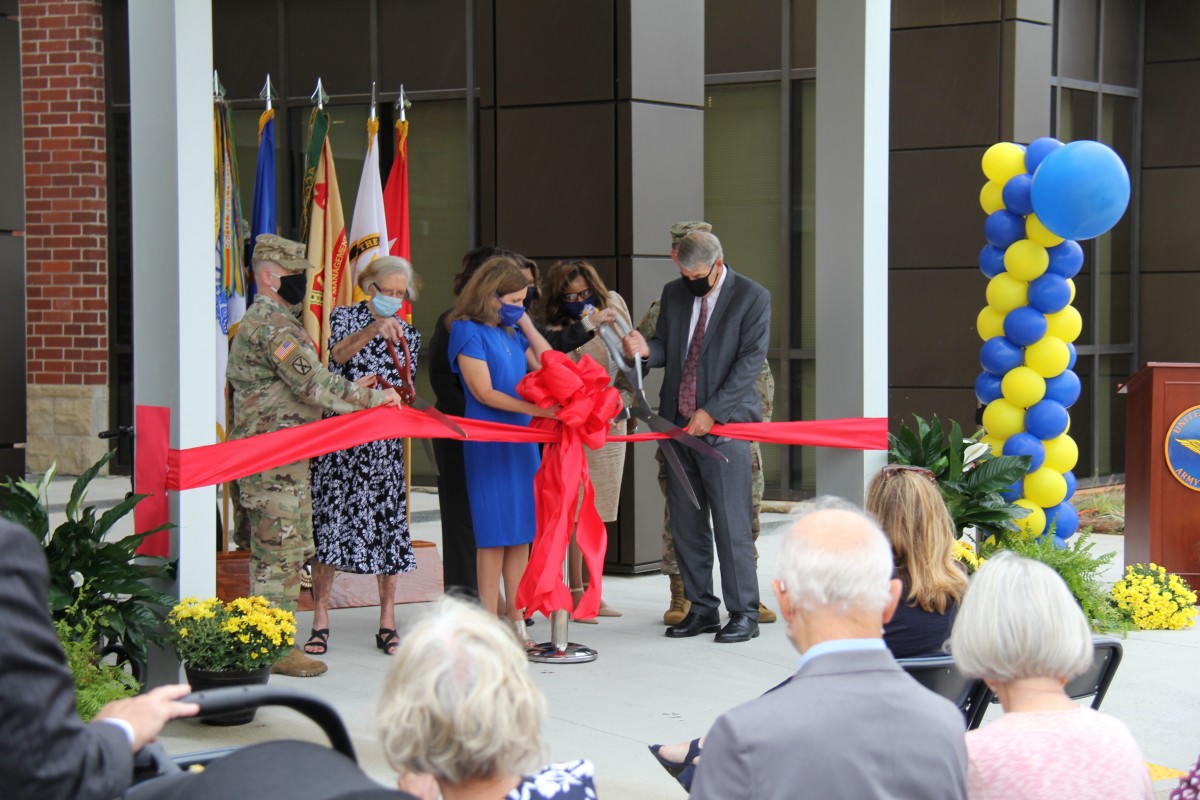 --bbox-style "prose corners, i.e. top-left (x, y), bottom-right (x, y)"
top-left (277, 273), bottom-right (307, 305)
top-left (523, 286), bottom-right (537, 309)
top-left (682, 263), bottom-right (716, 298)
